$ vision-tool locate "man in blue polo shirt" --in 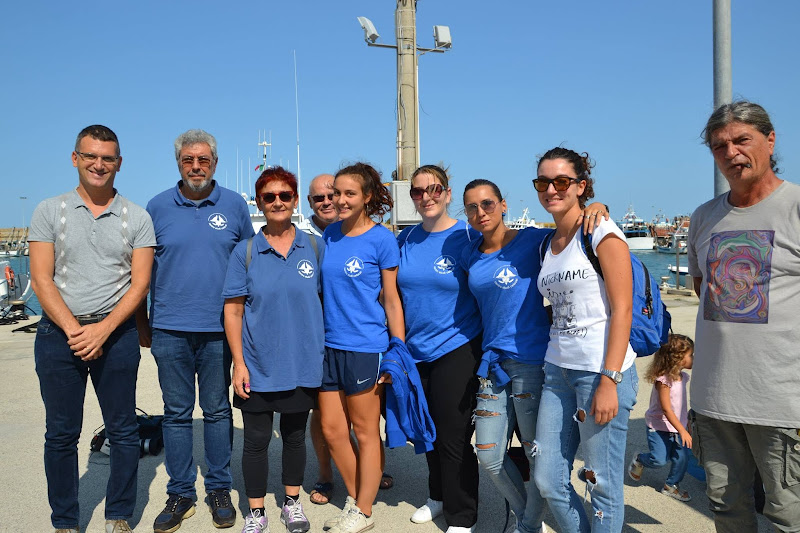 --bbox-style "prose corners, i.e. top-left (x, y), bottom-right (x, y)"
top-left (138, 129), bottom-right (254, 532)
